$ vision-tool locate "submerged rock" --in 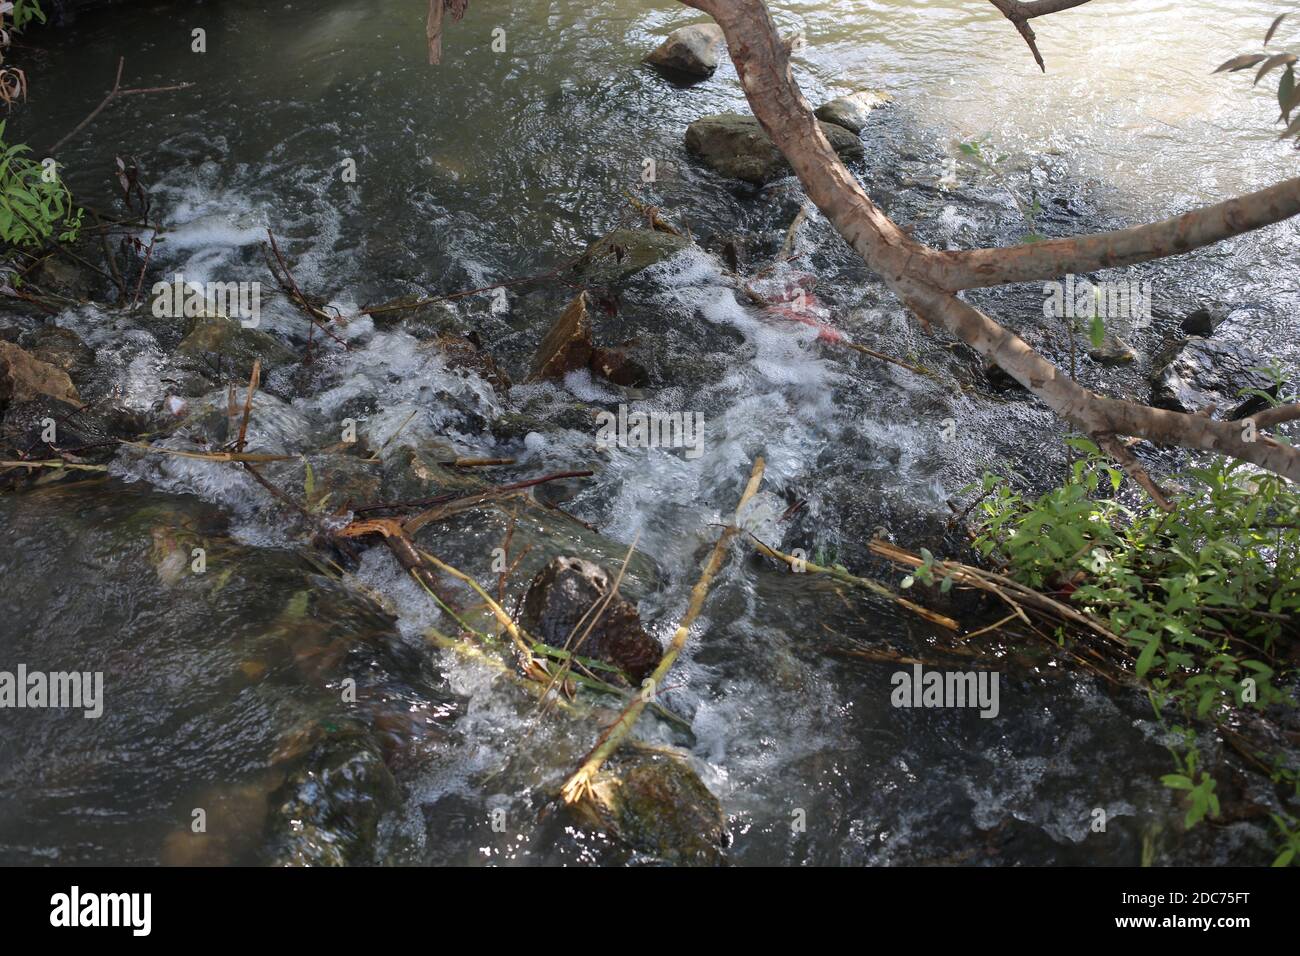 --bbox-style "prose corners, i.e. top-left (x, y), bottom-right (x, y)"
top-left (1151, 337), bottom-right (1278, 418)
top-left (264, 451), bottom-right (384, 520)
top-left (0, 484), bottom-right (447, 864)
top-left (521, 556), bottom-right (661, 683)
top-left (368, 294), bottom-right (460, 337)
top-left (573, 228), bottom-right (693, 285)
top-left (266, 727), bottom-right (399, 867)
top-left (578, 752), bottom-right (726, 865)
top-left (685, 113), bottom-right (864, 185)
top-left (30, 254), bottom-right (97, 301)
top-left (18, 326), bottom-right (96, 383)
top-left (1181, 306), bottom-right (1228, 337)
top-left (380, 443), bottom-right (483, 503)
top-left (432, 331), bottom-right (511, 398)
top-left (527, 290), bottom-right (654, 387)
top-left (813, 90), bottom-right (891, 134)
top-left (176, 315), bottom-right (297, 380)
top-left (2, 395), bottom-right (144, 460)
top-left (1088, 333), bottom-right (1137, 366)
top-left (590, 346), bottom-right (650, 388)
top-left (0, 341), bottom-right (81, 411)
top-left (491, 396), bottom-right (600, 442)
top-left (644, 23), bottom-right (725, 80)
